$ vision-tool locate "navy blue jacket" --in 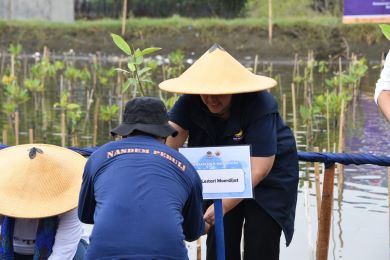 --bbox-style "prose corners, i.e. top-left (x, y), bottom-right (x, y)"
top-left (78, 135), bottom-right (205, 259)
top-left (169, 92), bottom-right (299, 245)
